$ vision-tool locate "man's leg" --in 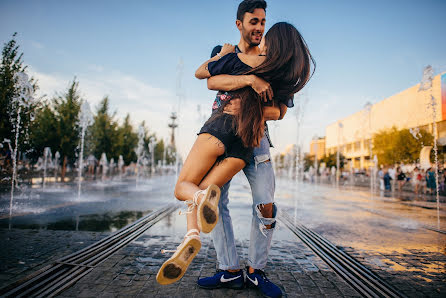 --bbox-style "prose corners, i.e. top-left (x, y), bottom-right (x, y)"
top-left (198, 177), bottom-right (243, 289)
top-left (210, 180), bottom-right (240, 270)
top-left (242, 136), bottom-right (282, 298)
top-left (243, 152), bottom-right (276, 270)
